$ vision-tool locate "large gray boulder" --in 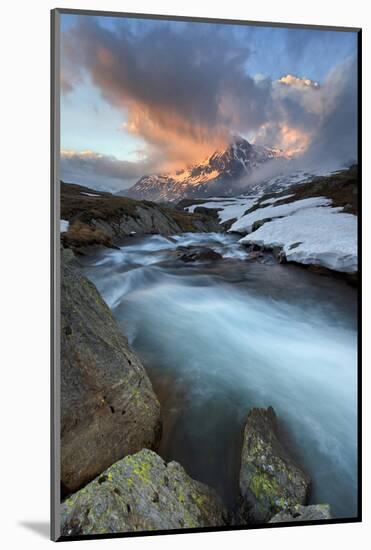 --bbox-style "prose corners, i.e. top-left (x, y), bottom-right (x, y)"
top-left (61, 449), bottom-right (227, 536)
top-left (238, 407), bottom-right (310, 523)
top-left (269, 504), bottom-right (331, 523)
top-left (61, 251), bottom-right (161, 495)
